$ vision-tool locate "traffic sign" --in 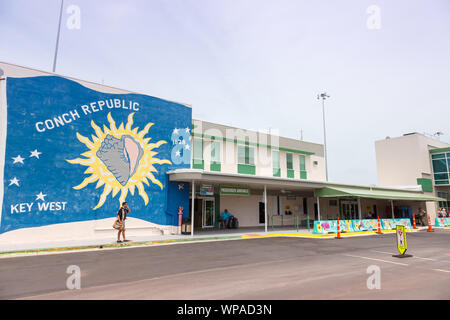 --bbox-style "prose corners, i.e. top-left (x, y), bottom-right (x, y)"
top-left (393, 225), bottom-right (412, 258)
